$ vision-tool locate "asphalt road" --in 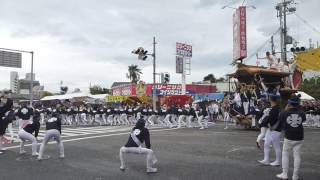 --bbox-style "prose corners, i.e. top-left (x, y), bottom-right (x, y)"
top-left (0, 124), bottom-right (319, 180)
